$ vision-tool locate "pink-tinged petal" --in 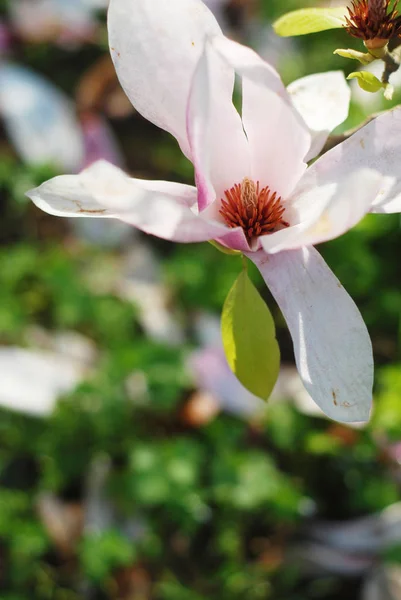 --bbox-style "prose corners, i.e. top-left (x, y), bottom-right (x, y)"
top-left (199, 197), bottom-right (252, 251)
top-left (108, 0), bottom-right (222, 160)
top-left (249, 247), bottom-right (373, 423)
top-left (80, 112), bottom-right (124, 169)
top-left (26, 161), bottom-right (231, 243)
top-left (287, 71), bottom-right (351, 161)
top-left (0, 21), bottom-right (12, 54)
top-left (212, 36), bottom-right (311, 198)
top-left (216, 228), bottom-right (252, 252)
top-left (187, 39), bottom-right (250, 211)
